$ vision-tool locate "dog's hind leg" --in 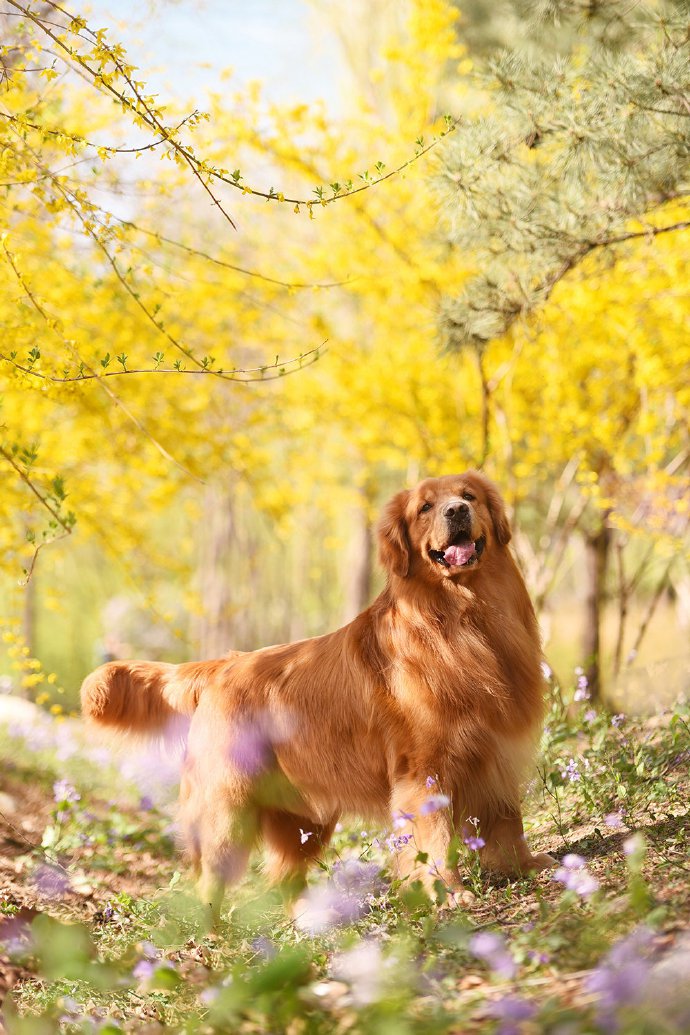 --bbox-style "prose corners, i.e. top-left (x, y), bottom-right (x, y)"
top-left (260, 808), bottom-right (337, 894)
top-left (179, 766), bottom-right (258, 928)
top-left (197, 816), bottom-right (256, 926)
